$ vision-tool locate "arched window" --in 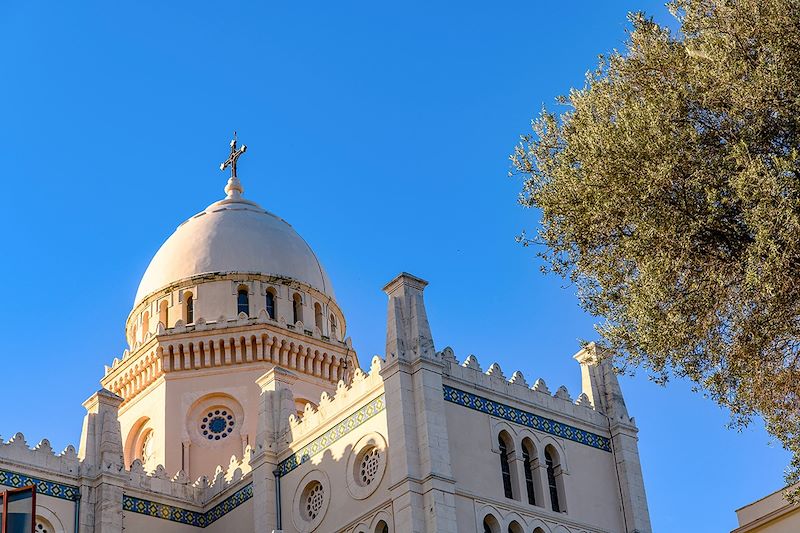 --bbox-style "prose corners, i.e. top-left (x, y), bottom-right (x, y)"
top-left (185, 294), bottom-right (194, 324)
top-left (314, 302), bottom-right (323, 331)
top-left (159, 300), bottom-right (169, 327)
top-left (522, 439), bottom-right (537, 505)
top-left (141, 311), bottom-right (150, 338)
top-left (265, 290), bottom-right (276, 319)
top-left (237, 288), bottom-right (249, 316)
top-left (498, 432), bottom-right (514, 499)
top-left (292, 293), bottom-right (303, 324)
top-left (482, 515), bottom-right (500, 533)
top-left (330, 314), bottom-right (337, 338)
top-left (508, 521), bottom-right (524, 533)
top-left (375, 520), bottom-right (389, 533)
top-left (545, 446), bottom-right (562, 512)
